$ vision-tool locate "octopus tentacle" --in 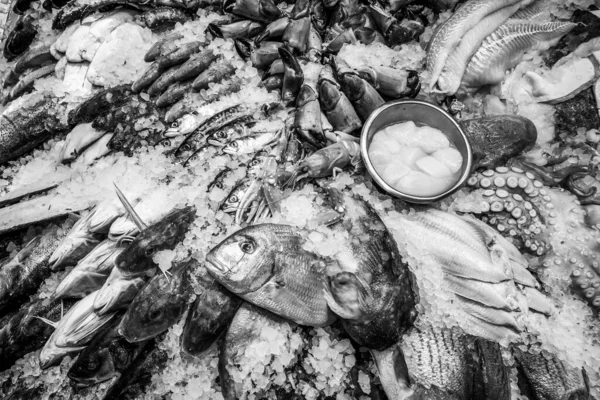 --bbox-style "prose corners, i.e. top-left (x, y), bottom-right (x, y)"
top-left (564, 171), bottom-right (600, 205)
top-left (455, 165), bottom-right (600, 313)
